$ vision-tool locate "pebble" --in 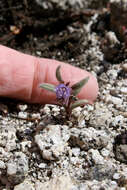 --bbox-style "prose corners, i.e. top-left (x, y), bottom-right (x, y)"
top-left (86, 163), bottom-right (116, 181)
top-left (114, 144), bottom-right (127, 163)
top-left (35, 124), bottom-right (70, 160)
top-left (0, 160), bottom-right (6, 169)
top-left (120, 87), bottom-right (127, 94)
top-left (72, 147), bottom-right (81, 157)
top-left (89, 105), bottom-right (112, 128)
top-left (72, 107), bottom-right (82, 118)
top-left (70, 127), bottom-right (109, 151)
top-left (122, 63), bottom-right (127, 73)
top-left (113, 173), bottom-right (121, 180)
top-left (112, 115), bottom-right (124, 126)
top-left (35, 174), bottom-right (76, 190)
top-left (88, 149), bottom-right (104, 165)
top-left (18, 112), bottom-right (28, 119)
top-left (101, 148), bottom-right (110, 157)
top-left (7, 152), bottom-right (29, 184)
top-left (105, 31), bottom-right (120, 45)
top-left (14, 180), bottom-right (34, 190)
top-left (0, 125), bottom-right (17, 152)
top-left (20, 141), bottom-right (31, 152)
top-left (106, 95), bottom-right (123, 105)
top-left (18, 104), bottom-right (28, 111)
top-left (38, 163), bottom-right (47, 169)
top-left (107, 69), bottom-right (118, 80)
